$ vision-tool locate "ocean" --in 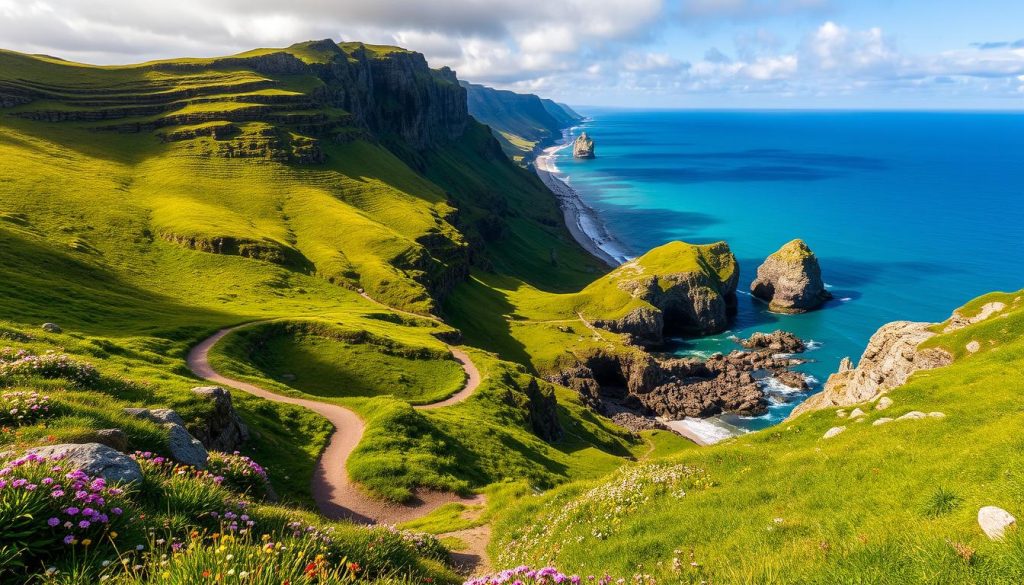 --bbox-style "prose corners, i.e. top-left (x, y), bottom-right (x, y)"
top-left (546, 109), bottom-right (1024, 437)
